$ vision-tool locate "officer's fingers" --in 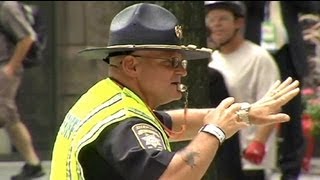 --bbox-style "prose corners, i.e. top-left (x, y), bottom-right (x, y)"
top-left (265, 80), bottom-right (281, 96)
top-left (265, 77), bottom-right (294, 96)
top-left (274, 88), bottom-right (300, 107)
top-left (267, 78), bottom-right (297, 100)
top-left (205, 99), bottom-right (237, 124)
top-left (285, 79), bottom-right (299, 91)
top-left (275, 77), bottom-right (294, 91)
top-left (272, 80), bottom-right (299, 100)
top-left (216, 97), bottom-right (235, 109)
top-left (251, 113), bottom-right (290, 126)
top-left (220, 102), bottom-right (240, 117)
